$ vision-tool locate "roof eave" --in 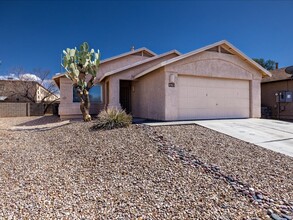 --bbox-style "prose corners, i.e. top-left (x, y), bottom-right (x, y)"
top-left (222, 41), bottom-right (272, 77)
top-left (52, 73), bottom-right (66, 88)
top-left (135, 40), bottom-right (272, 79)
